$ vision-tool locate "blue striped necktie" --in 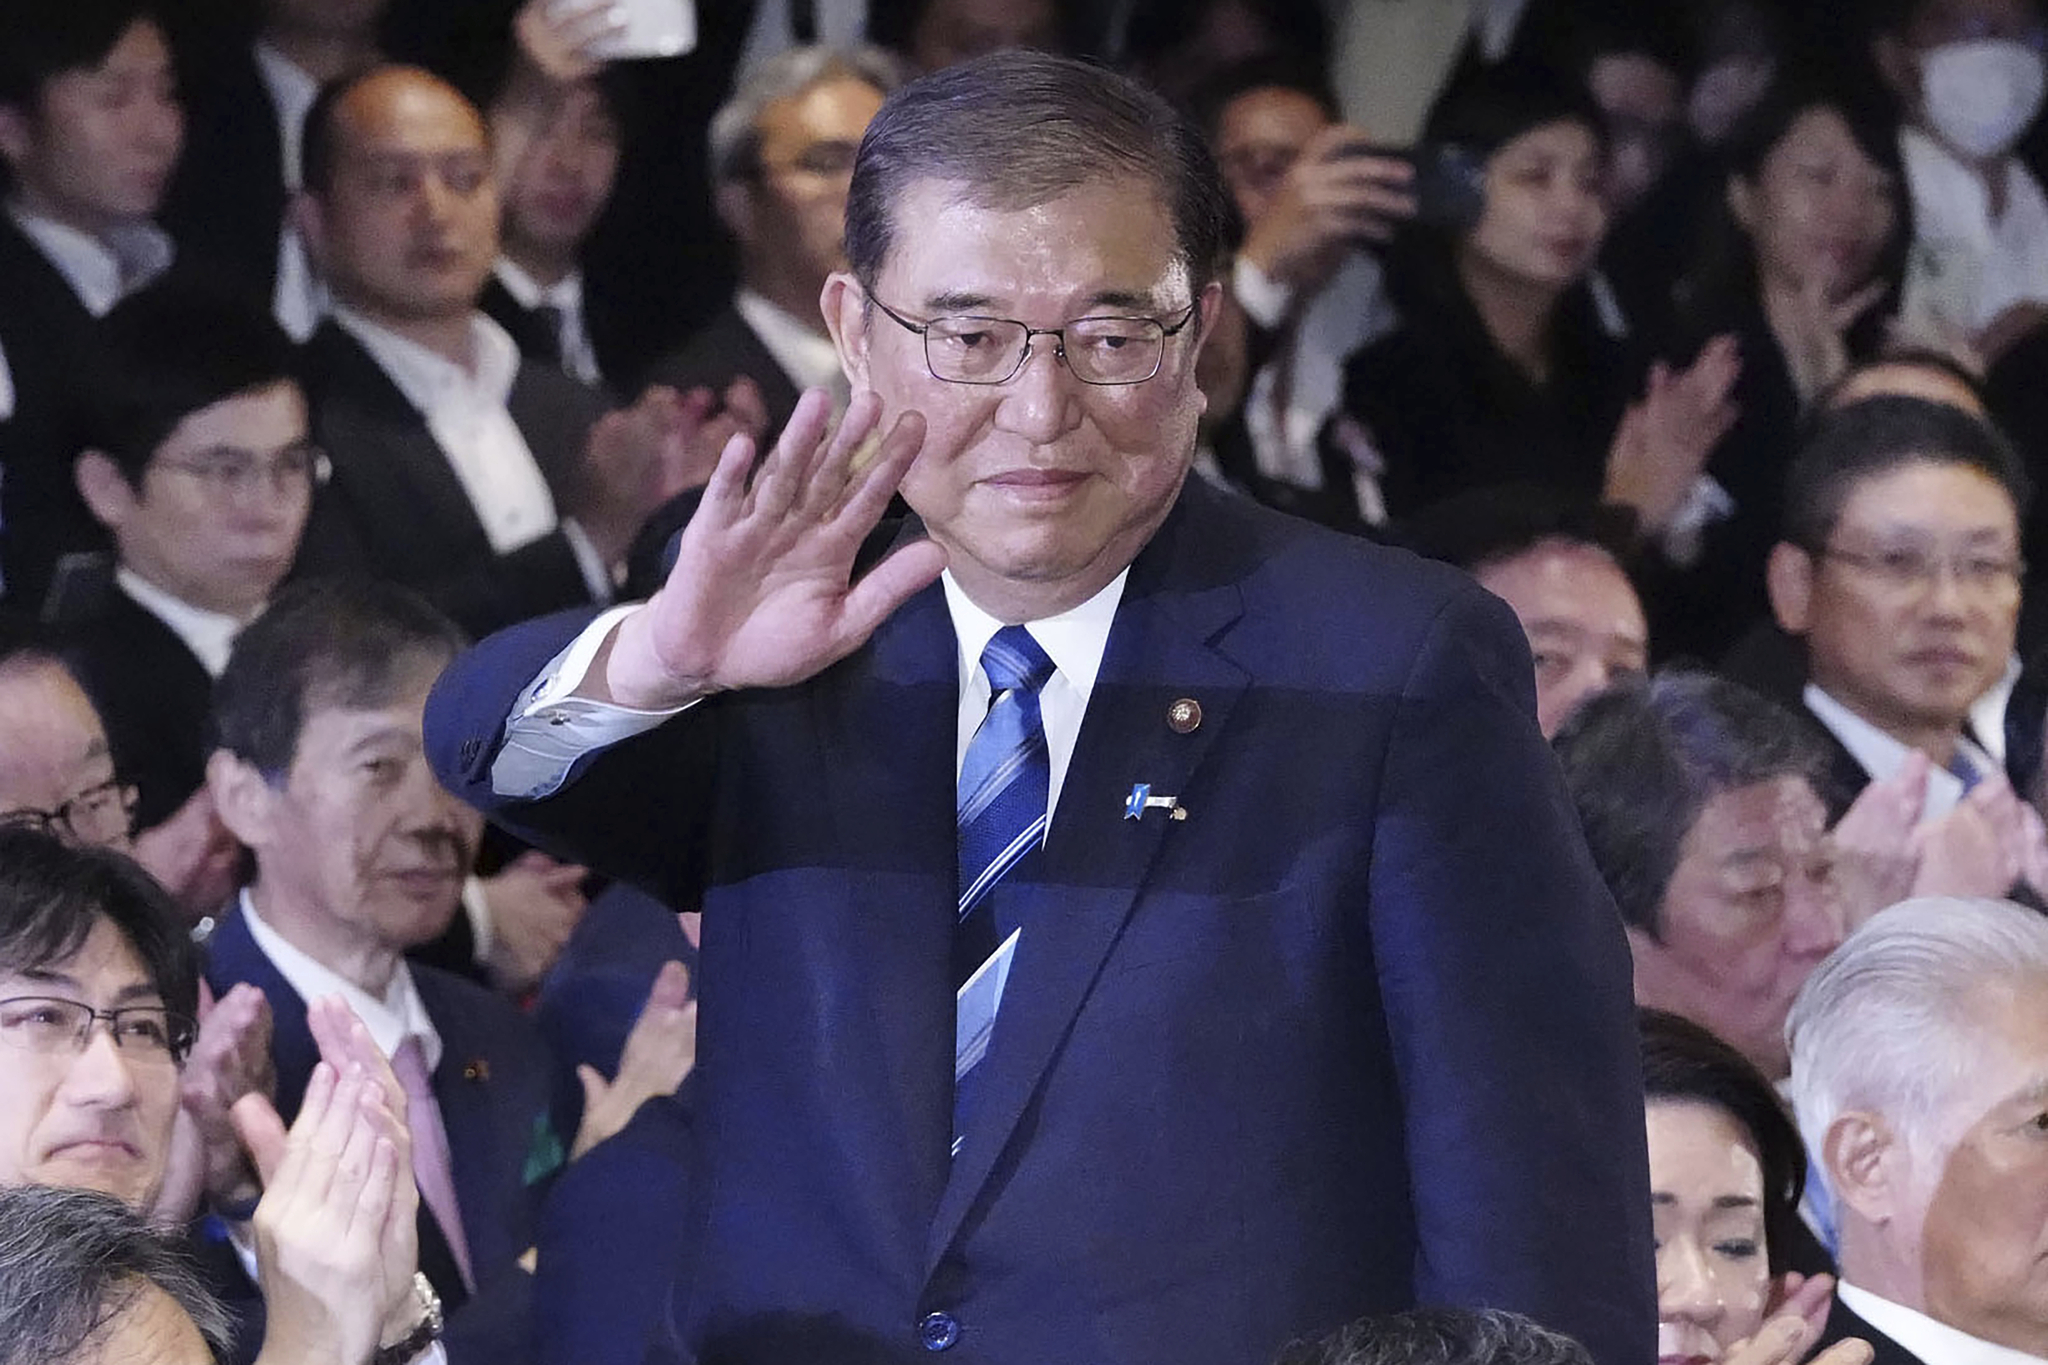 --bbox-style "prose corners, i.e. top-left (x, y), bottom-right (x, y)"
top-left (953, 625), bottom-right (1055, 1153)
